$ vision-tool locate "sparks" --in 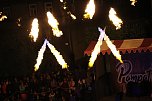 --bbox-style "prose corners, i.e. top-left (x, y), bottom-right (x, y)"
top-left (47, 11), bottom-right (63, 37)
top-left (67, 11), bottom-right (76, 20)
top-left (63, 2), bottom-right (67, 10)
top-left (104, 34), bottom-right (123, 63)
top-left (17, 18), bottom-right (21, 27)
top-left (34, 39), bottom-right (47, 71)
top-left (84, 0), bottom-right (95, 19)
top-left (109, 7), bottom-right (123, 30)
top-left (0, 12), bottom-right (7, 21)
top-left (29, 18), bottom-right (39, 42)
top-left (88, 27), bottom-right (105, 68)
top-left (130, 0), bottom-right (137, 6)
top-left (46, 40), bottom-right (68, 69)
